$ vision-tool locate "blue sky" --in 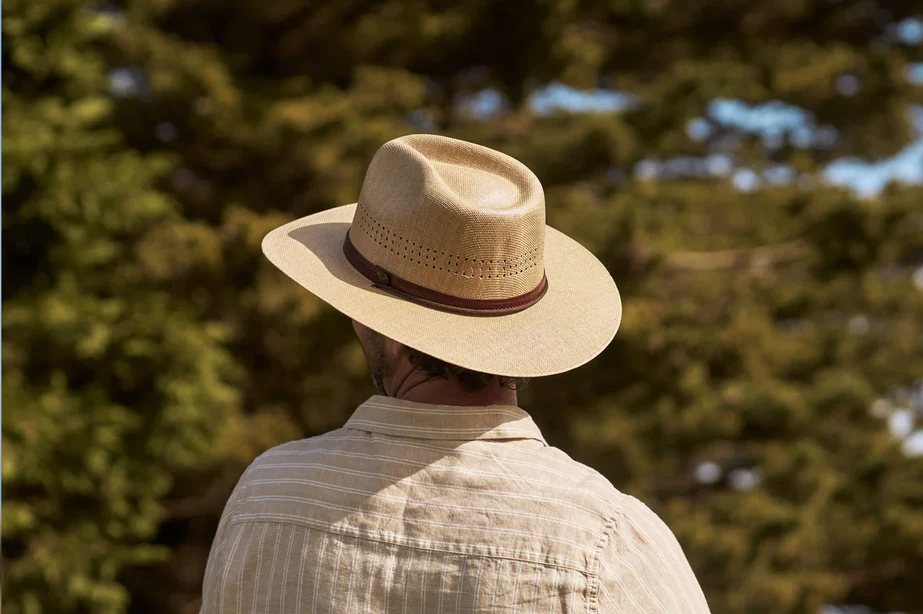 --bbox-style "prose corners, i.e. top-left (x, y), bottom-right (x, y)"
top-left (497, 65), bottom-right (923, 197)
top-left (464, 16), bottom-right (923, 198)
top-left (461, 78), bottom-right (923, 197)
top-left (463, 75), bottom-right (923, 196)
